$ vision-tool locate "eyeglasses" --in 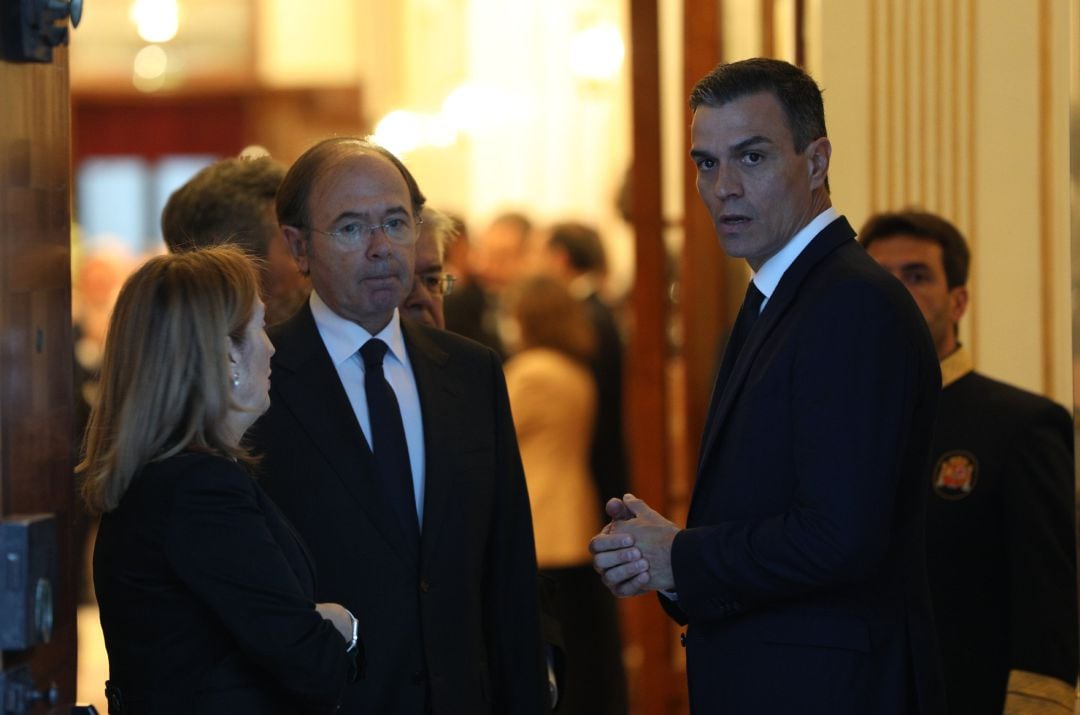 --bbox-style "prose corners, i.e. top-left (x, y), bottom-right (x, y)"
top-left (416, 273), bottom-right (456, 297)
top-left (308, 214), bottom-right (423, 248)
